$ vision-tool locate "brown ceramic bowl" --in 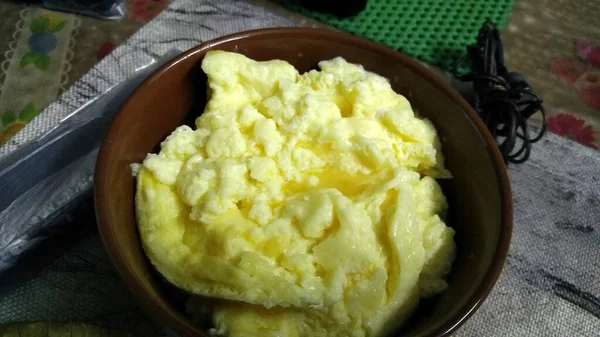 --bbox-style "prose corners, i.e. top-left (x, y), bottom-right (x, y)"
top-left (95, 28), bottom-right (512, 337)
